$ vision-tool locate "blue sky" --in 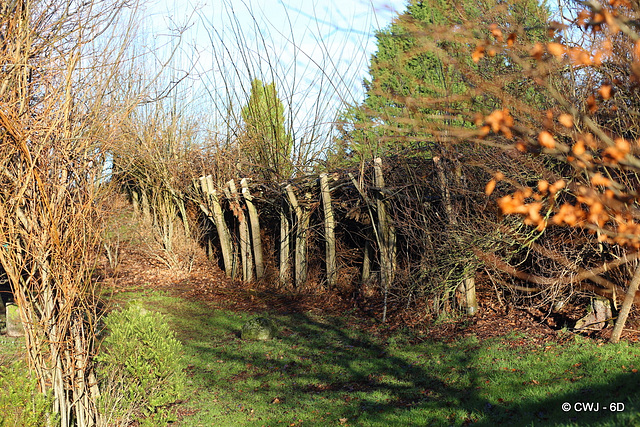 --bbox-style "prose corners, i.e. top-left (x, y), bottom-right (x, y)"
top-left (139, 0), bottom-right (407, 160)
